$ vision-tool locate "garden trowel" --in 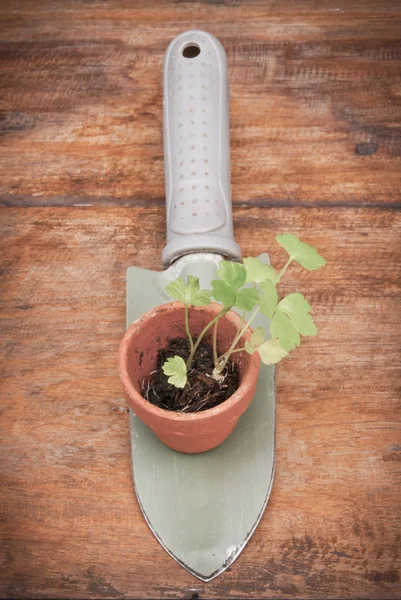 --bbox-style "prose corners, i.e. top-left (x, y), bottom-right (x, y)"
top-left (126, 30), bottom-right (275, 581)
